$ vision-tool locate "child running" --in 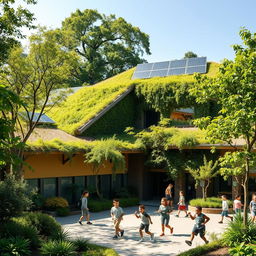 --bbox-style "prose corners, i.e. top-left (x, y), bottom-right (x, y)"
top-left (110, 199), bottom-right (124, 239)
top-left (185, 206), bottom-right (210, 246)
top-left (78, 191), bottom-right (92, 225)
top-left (135, 205), bottom-right (154, 242)
top-left (250, 194), bottom-right (256, 222)
top-left (176, 191), bottom-right (188, 217)
top-left (233, 195), bottom-right (243, 214)
top-left (158, 197), bottom-right (174, 236)
top-left (218, 195), bottom-right (233, 223)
